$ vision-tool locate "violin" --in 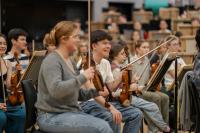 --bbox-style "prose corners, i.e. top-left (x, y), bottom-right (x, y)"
top-left (83, 54), bottom-right (111, 108)
top-left (8, 52), bottom-right (24, 106)
top-left (151, 61), bottom-right (161, 91)
top-left (83, 55), bottom-right (104, 91)
top-left (119, 46), bottom-right (132, 107)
